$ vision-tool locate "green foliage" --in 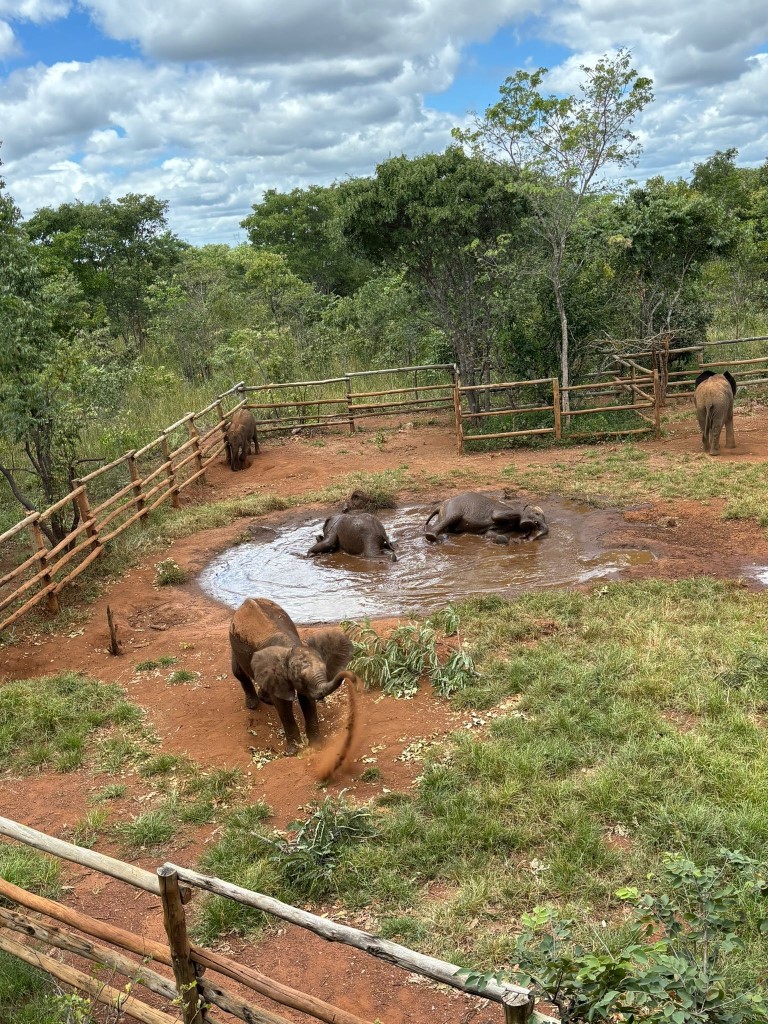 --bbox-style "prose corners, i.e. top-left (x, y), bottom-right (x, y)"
top-left (0, 844), bottom-right (61, 899)
top-left (345, 615), bottom-right (476, 699)
top-left (0, 672), bottom-right (141, 773)
top-left (154, 558), bottom-right (190, 586)
top-left (258, 794), bottom-right (378, 902)
top-left (0, 952), bottom-right (80, 1024)
top-left (462, 851), bottom-right (768, 1022)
